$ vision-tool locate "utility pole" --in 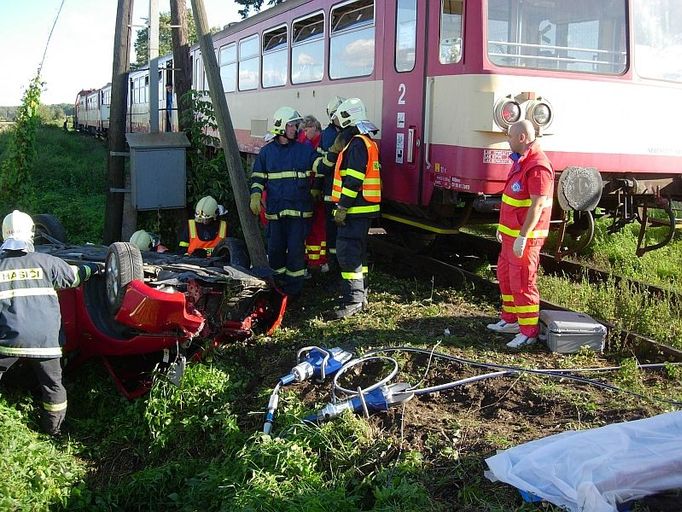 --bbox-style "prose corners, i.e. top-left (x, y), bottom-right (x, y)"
top-left (104, 0), bottom-right (134, 244)
top-left (189, 0), bottom-right (268, 269)
top-left (170, 0), bottom-right (191, 132)
top-left (148, 0), bottom-right (160, 133)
